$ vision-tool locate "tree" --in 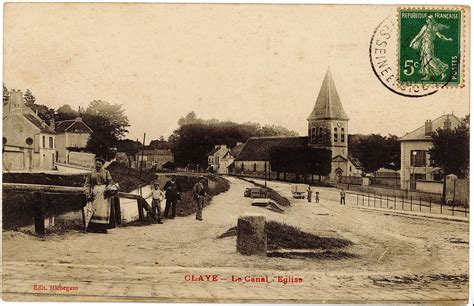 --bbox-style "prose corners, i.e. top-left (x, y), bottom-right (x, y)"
top-left (348, 134), bottom-right (401, 174)
top-left (428, 123), bottom-right (469, 179)
top-left (269, 147), bottom-right (331, 182)
top-left (169, 112), bottom-right (299, 167)
top-left (55, 104), bottom-right (79, 121)
top-left (23, 89), bottom-right (36, 105)
top-left (116, 139), bottom-right (142, 157)
top-left (83, 100), bottom-right (130, 159)
top-left (149, 136), bottom-right (170, 149)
